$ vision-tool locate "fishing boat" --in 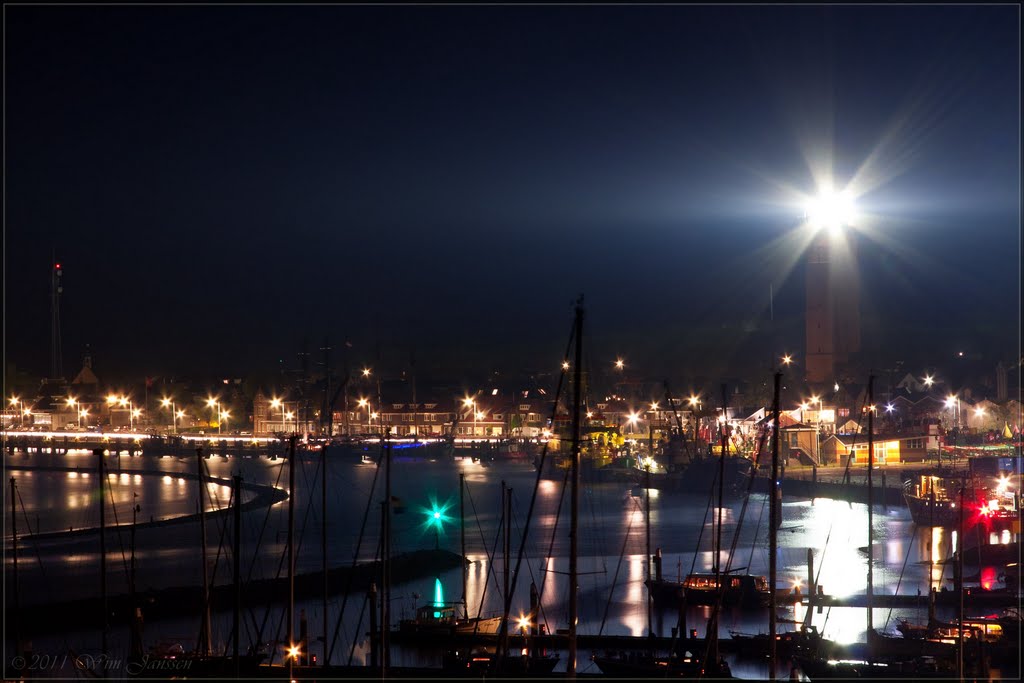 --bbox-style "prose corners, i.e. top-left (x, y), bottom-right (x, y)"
top-left (903, 468), bottom-right (1019, 529)
top-left (792, 654), bottom-right (955, 679)
top-left (646, 570), bottom-right (770, 609)
top-left (727, 623), bottom-right (839, 660)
